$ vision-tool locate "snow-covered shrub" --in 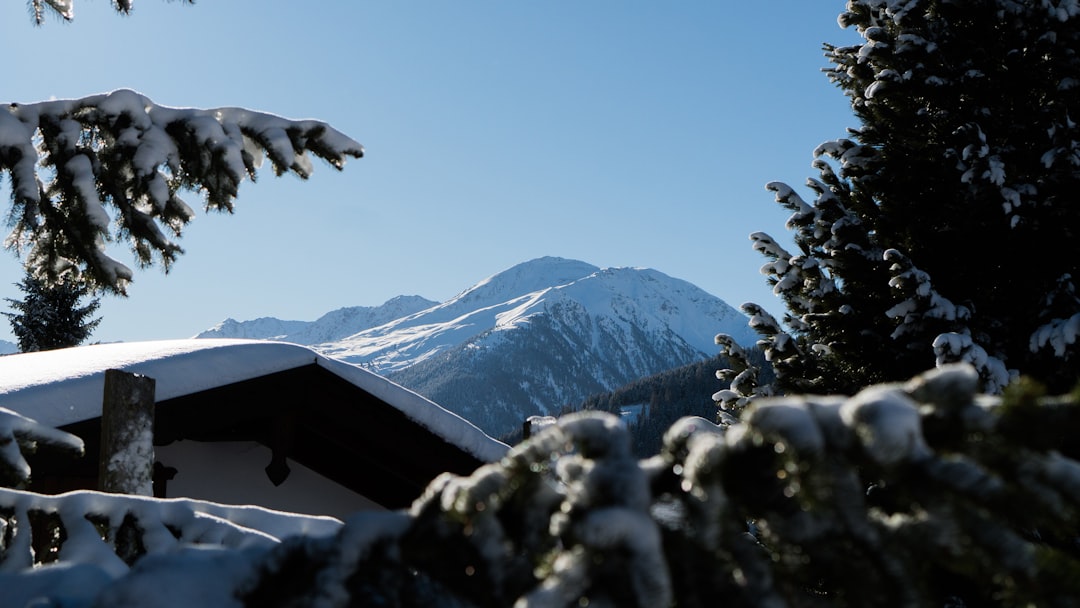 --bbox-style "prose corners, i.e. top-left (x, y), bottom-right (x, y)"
top-left (7, 366), bottom-right (1080, 606)
top-left (233, 368), bottom-right (1080, 607)
top-left (242, 412), bottom-right (669, 608)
